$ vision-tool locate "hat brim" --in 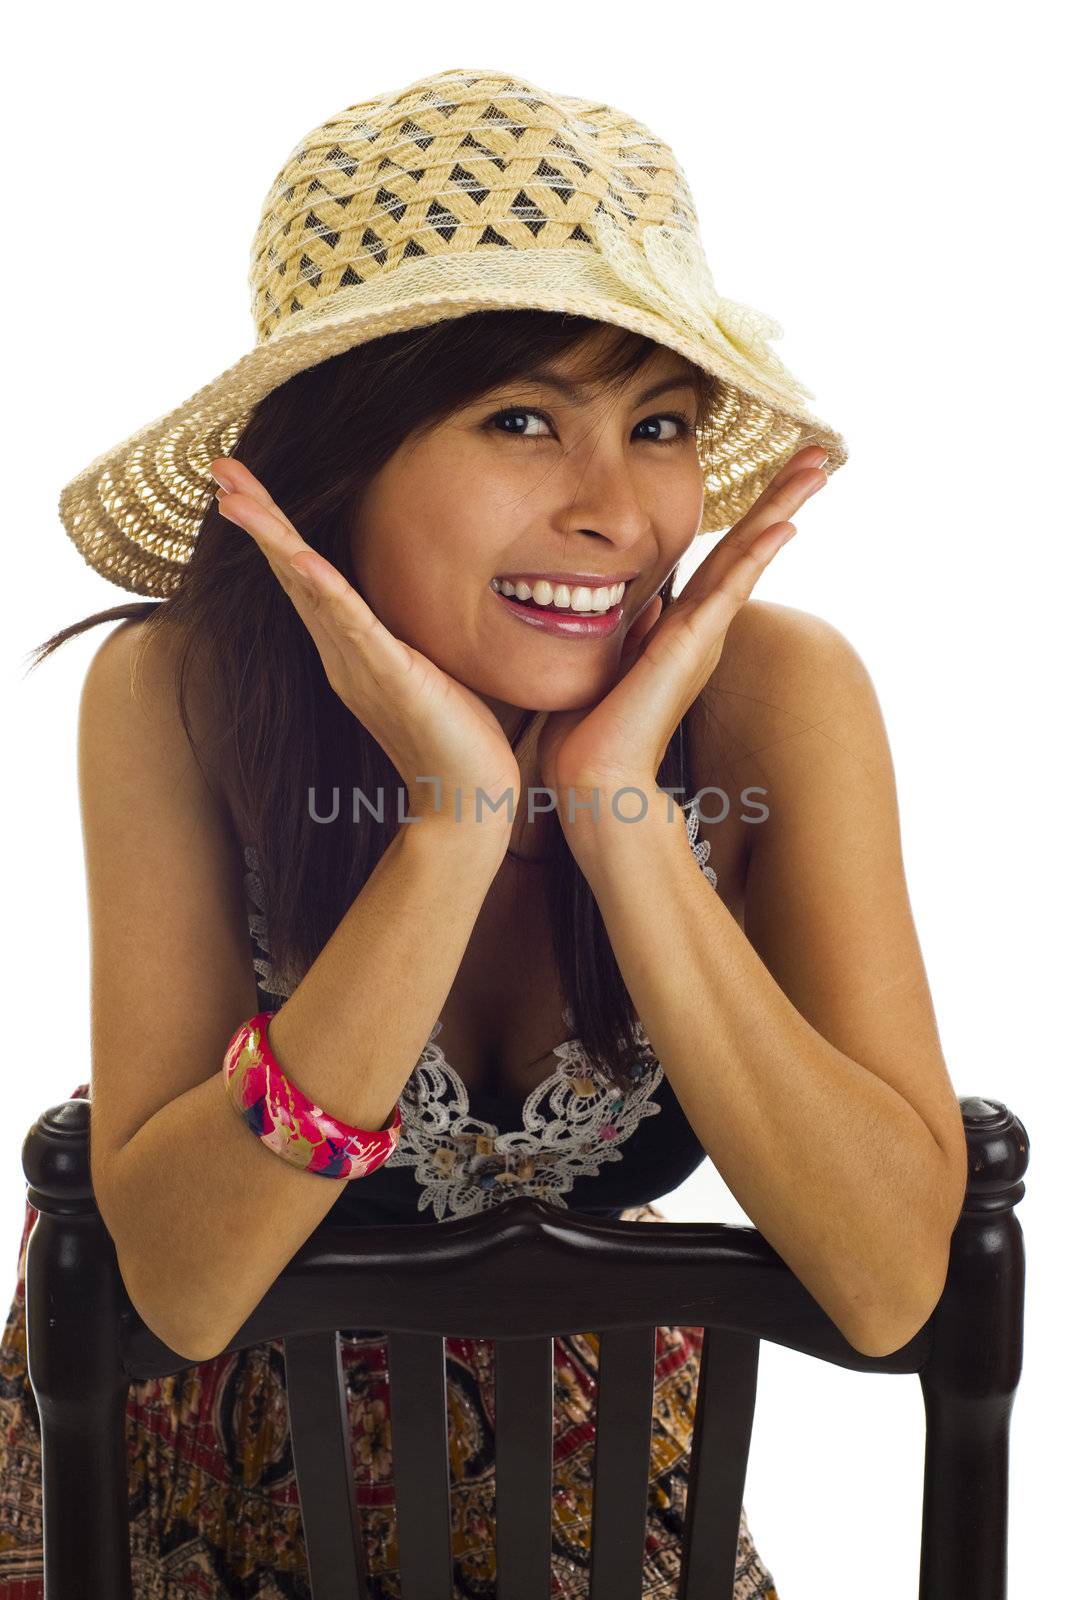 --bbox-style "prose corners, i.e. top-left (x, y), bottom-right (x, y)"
top-left (58, 246), bottom-right (847, 597)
